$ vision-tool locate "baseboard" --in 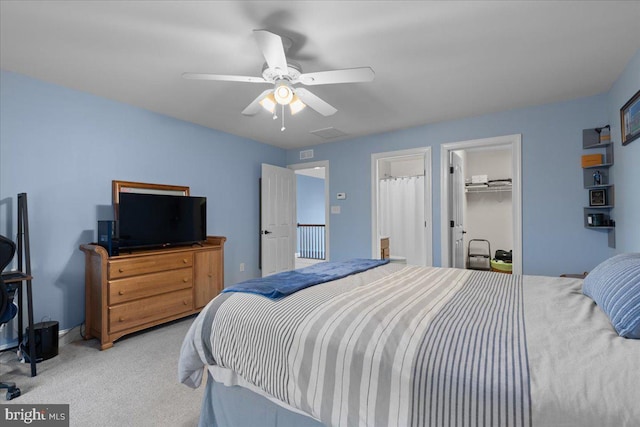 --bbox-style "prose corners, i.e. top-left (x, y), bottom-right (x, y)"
top-left (58, 324), bottom-right (83, 347)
